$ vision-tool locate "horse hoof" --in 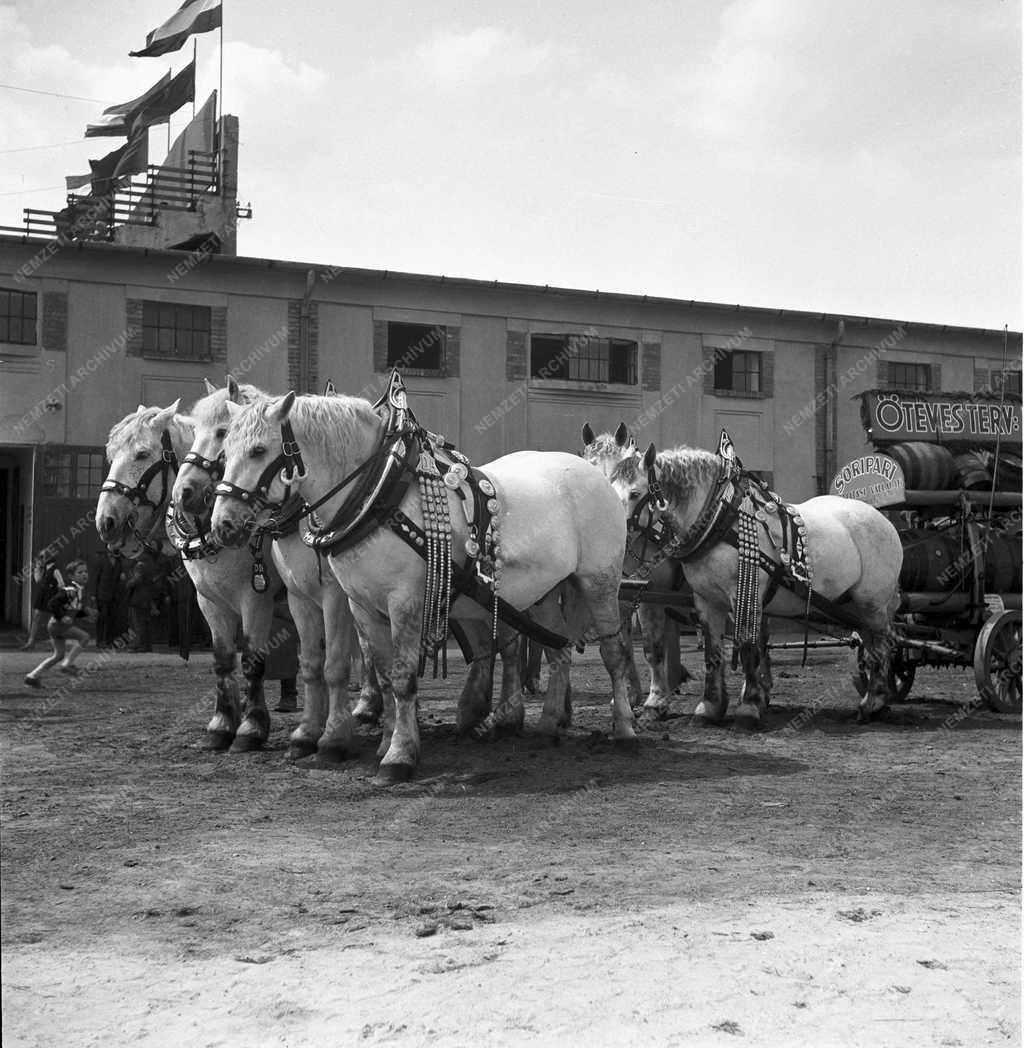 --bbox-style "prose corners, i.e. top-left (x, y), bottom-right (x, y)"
top-left (202, 730), bottom-right (235, 751)
top-left (733, 713), bottom-right (761, 732)
top-left (694, 701), bottom-right (724, 725)
top-left (494, 720), bottom-right (522, 739)
top-left (287, 739), bottom-right (318, 761)
top-left (353, 706), bottom-right (379, 725)
top-left (613, 736), bottom-right (640, 754)
top-left (316, 743), bottom-right (354, 764)
top-left (229, 733), bottom-right (265, 753)
top-left (373, 763), bottom-right (415, 786)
